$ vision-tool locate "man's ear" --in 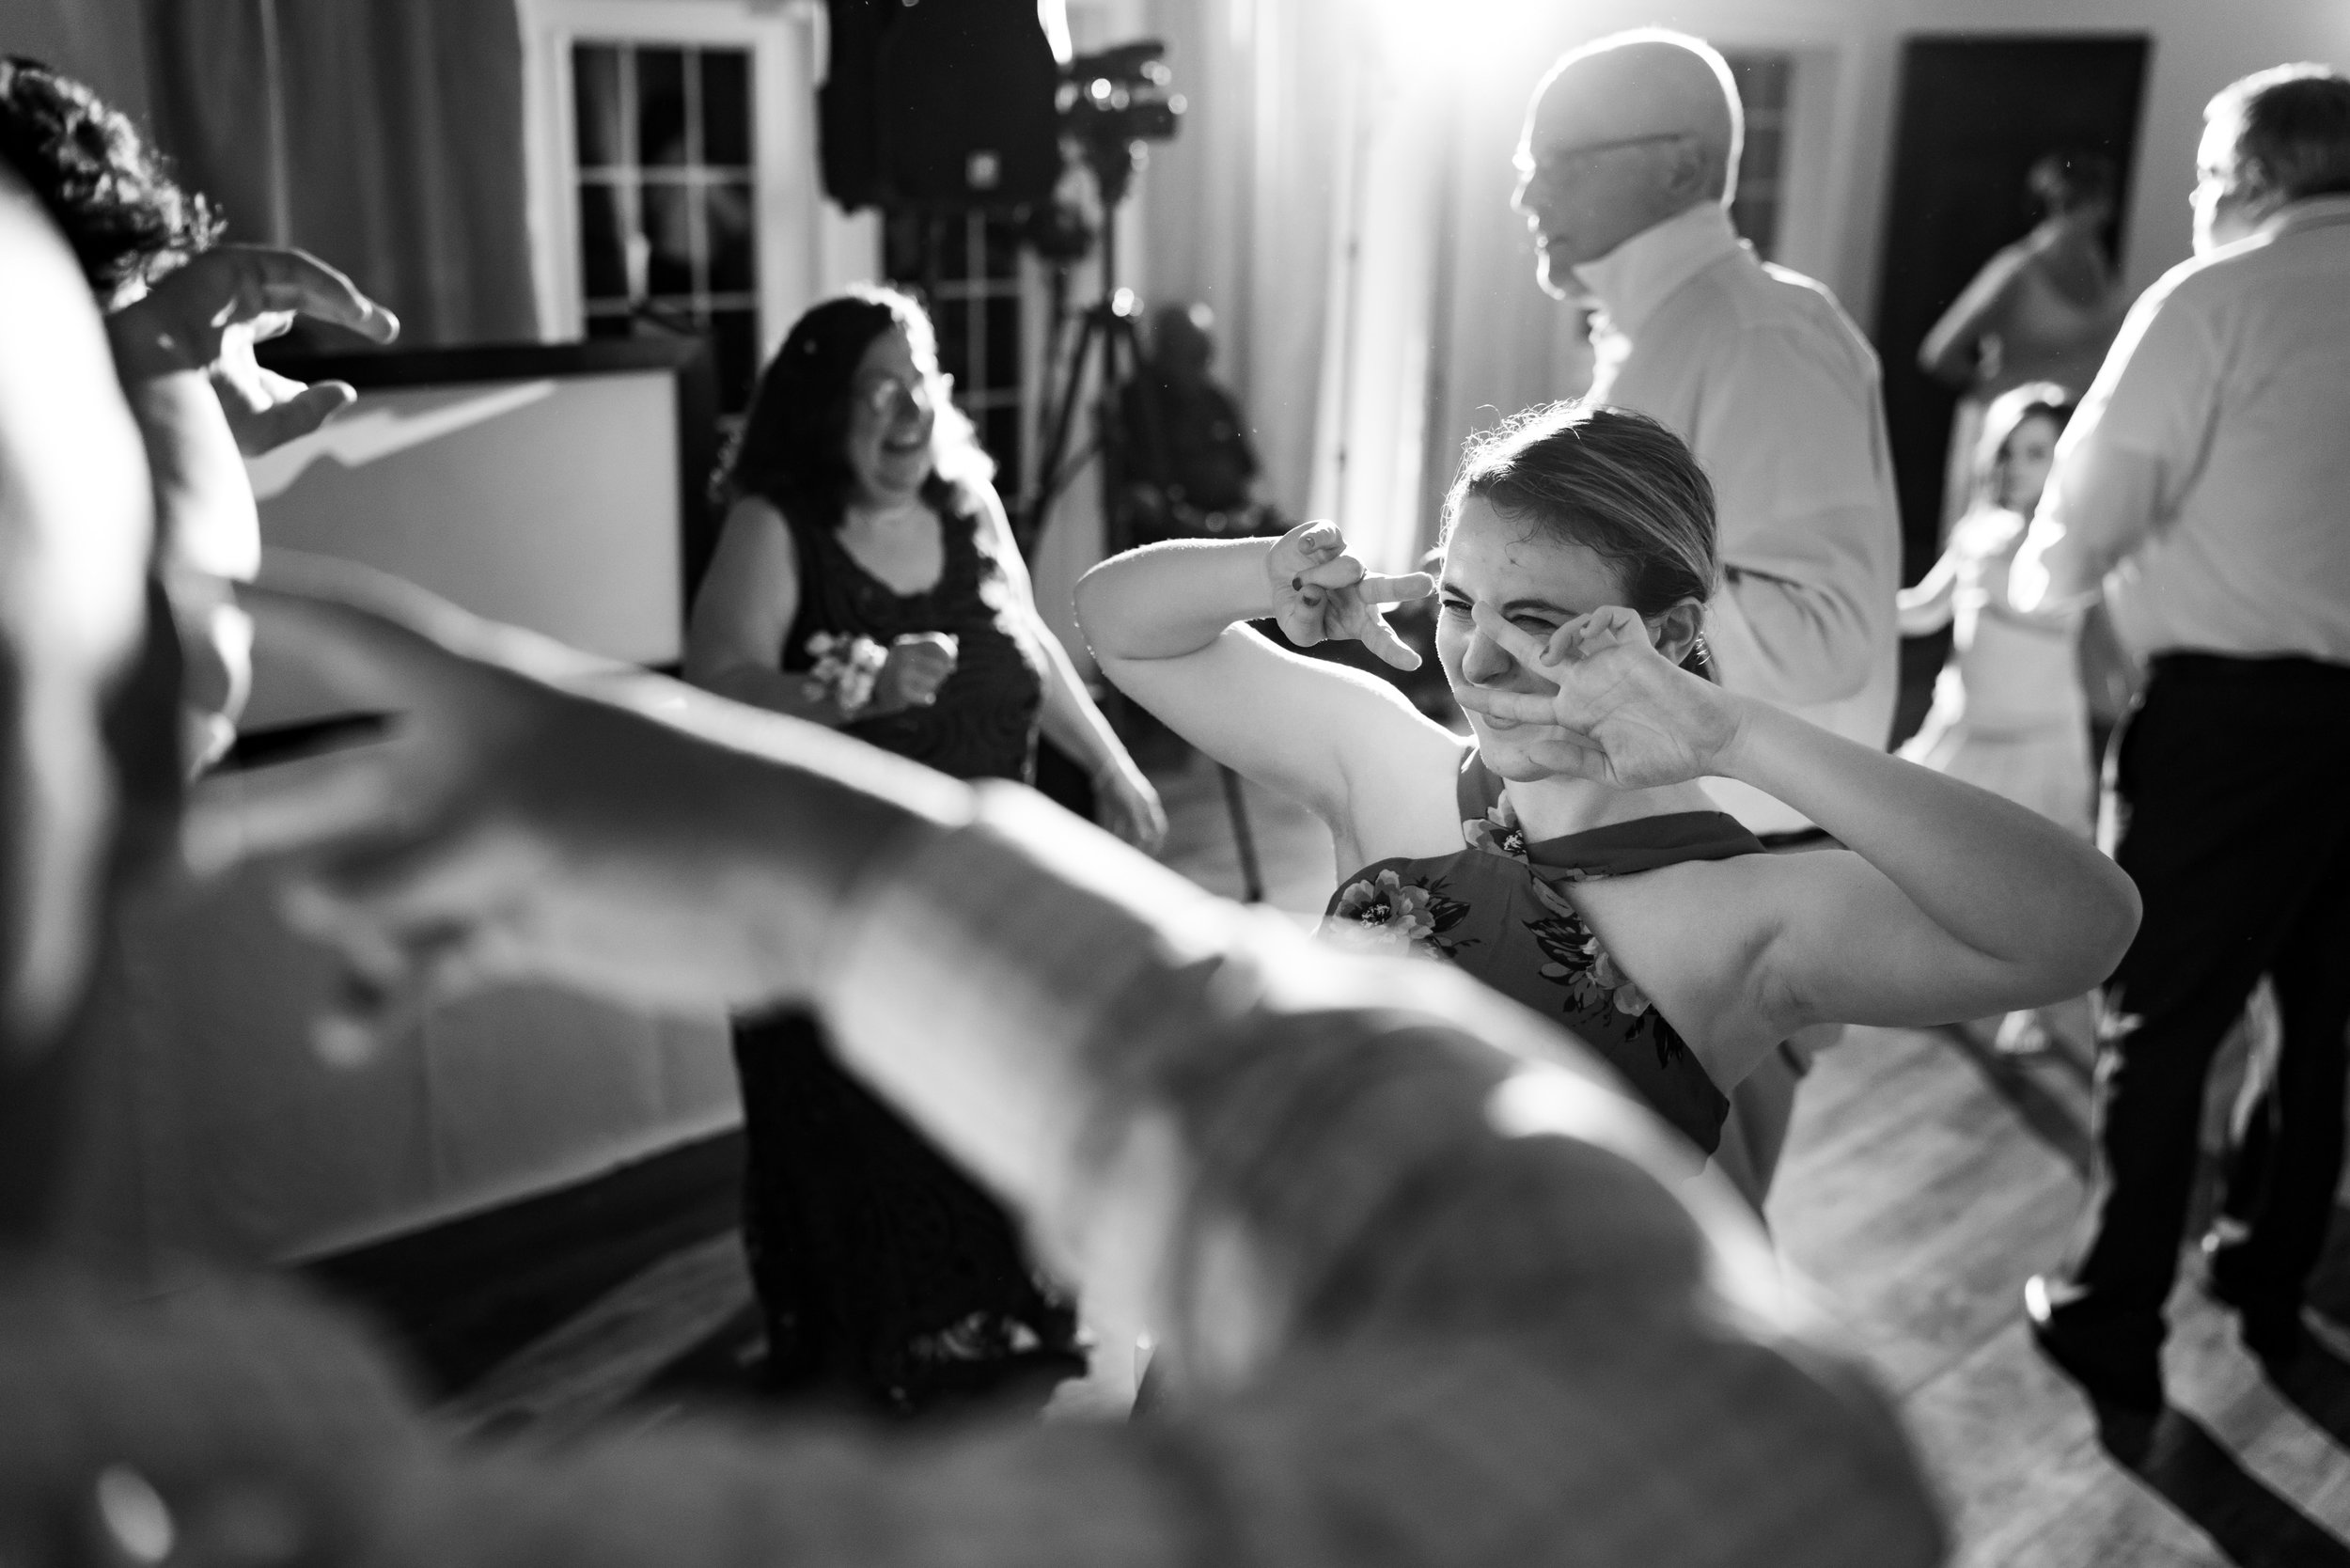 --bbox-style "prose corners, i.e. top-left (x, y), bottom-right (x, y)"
top-left (1659, 140), bottom-right (1709, 202)
top-left (2237, 160), bottom-right (2293, 227)
top-left (1650, 598), bottom-right (1705, 666)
